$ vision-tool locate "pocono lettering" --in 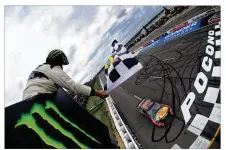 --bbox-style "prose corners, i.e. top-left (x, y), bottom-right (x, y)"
top-left (181, 30), bottom-right (216, 124)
